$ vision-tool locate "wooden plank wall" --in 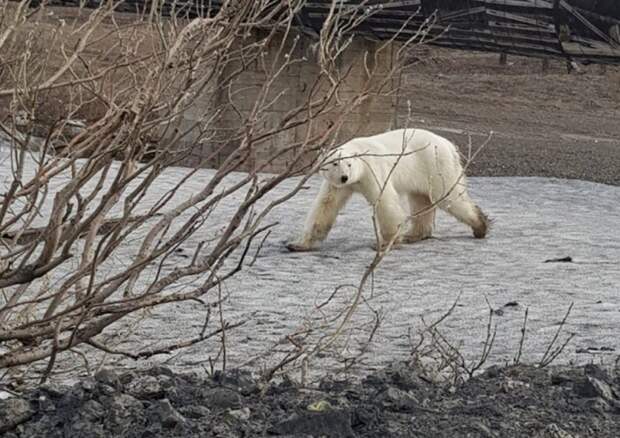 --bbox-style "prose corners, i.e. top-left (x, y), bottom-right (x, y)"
top-left (40, 0), bottom-right (620, 64)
